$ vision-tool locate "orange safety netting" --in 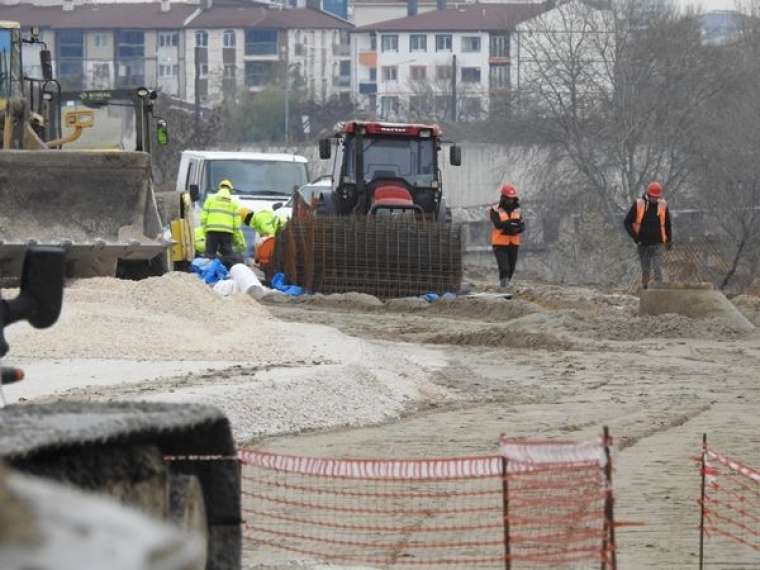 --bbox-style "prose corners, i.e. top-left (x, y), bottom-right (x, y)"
top-left (700, 446), bottom-right (760, 560)
top-left (241, 434), bottom-right (615, 569)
